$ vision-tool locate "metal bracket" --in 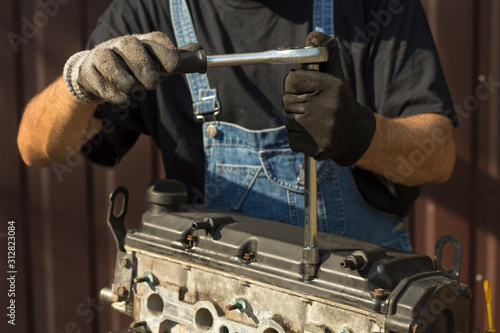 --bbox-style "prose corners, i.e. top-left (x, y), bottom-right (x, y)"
top-left (107, 187), bottom-right (129, 253)
top-left (106, 187), bottom-right (136, 312)
top-left (434, 235), bottom-right (463, 281)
